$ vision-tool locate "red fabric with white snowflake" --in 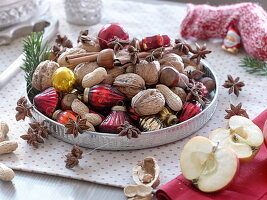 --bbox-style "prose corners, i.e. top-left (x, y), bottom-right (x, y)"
top-left (180, 3), bottom-right (267, 60)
